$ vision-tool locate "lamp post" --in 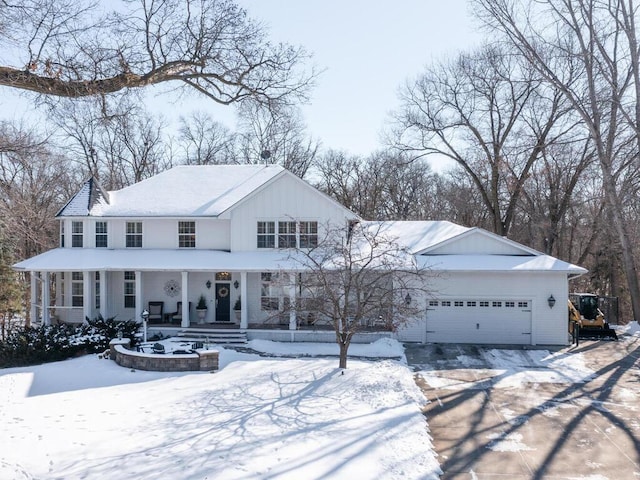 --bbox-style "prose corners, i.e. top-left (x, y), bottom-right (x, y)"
top-left (141, 309), bottom-right (149, 343)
